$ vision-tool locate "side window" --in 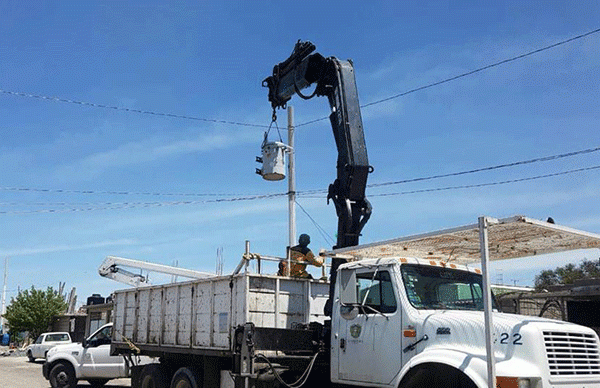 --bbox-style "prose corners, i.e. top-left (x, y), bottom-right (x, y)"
top-left (356, 271), bottom-right (397, 314)
top-left (35, 335), bottom-right (44, 344)
top-left (47, 333), bottom-right (69, 342)
top-left (90, 326), bottom-right (112, 346)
